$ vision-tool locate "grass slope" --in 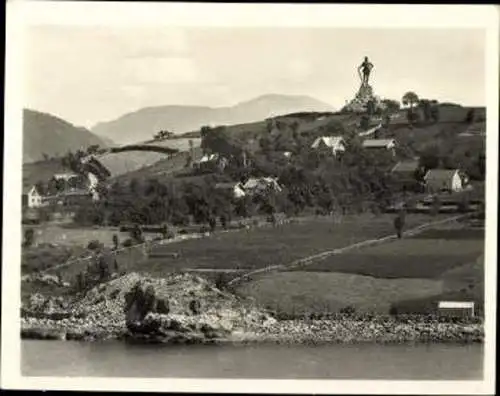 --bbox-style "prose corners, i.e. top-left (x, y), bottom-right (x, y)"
top-left (23, 109), bottom-right (110, 163)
